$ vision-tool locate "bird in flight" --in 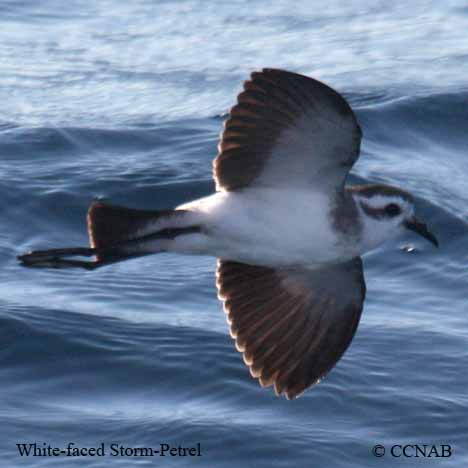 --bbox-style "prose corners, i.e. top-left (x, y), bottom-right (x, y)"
top-left (19, 69), bottom-right (438, 399)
